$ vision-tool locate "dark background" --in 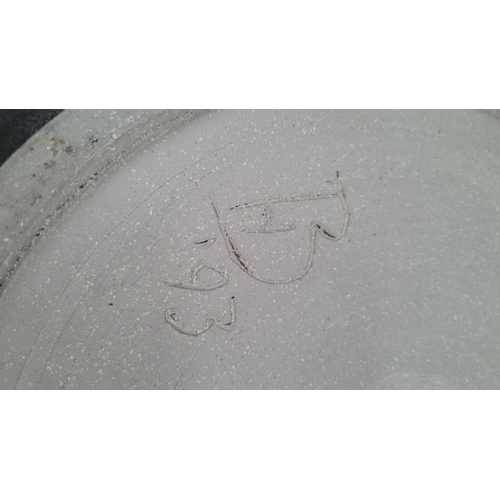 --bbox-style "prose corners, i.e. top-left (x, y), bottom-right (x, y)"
top-left (0, 110), bottom-right (63, 167)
